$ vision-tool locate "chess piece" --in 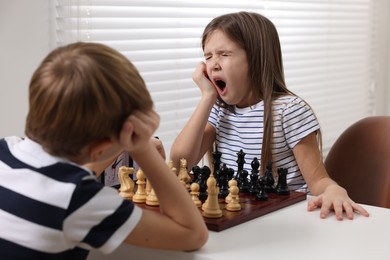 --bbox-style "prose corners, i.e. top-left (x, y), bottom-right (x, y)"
top-left (133, 168), bottom-right (147, 203)
top-left (118, 166), bottom-right (135, 200)
top-left (225, 179), bottom-right (239, 203)
top-left (249, 157), bottom-right (260, 194)
top-left (192, 165), bottom-right (201, 183)
top-left (212, 149), bottom-right (222, 177)
top-left (256, 176), bottom-right (268, 201)
top-left (178, 158), bottom-right (191, 190)
top-left (202, 174), bottom-right (223, 218)
top-left (190, 182), bottom-right (202, 208)
top-left (249, 172), bottom-right (259, 195)
top-left (146, 187), bottom-right (159, 206)
top-left (264, 160), bottom-right (275, 193)
top-left (235, 149), bottom-right (246, 179)
top-left (198, 165), bottom-right (211, 201)
top-left (226, 185), bottom-right (241, 211)
top-left (145, 177), bottom-right (159, 206)
top-left (145, 177), bottom-right (152, 195)
top-left (218, 163), bottom-right (230, 198)
top-left (238, 169), bottom-right (250, 193)
top-left (276, 168), bottom-right (290, 195)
